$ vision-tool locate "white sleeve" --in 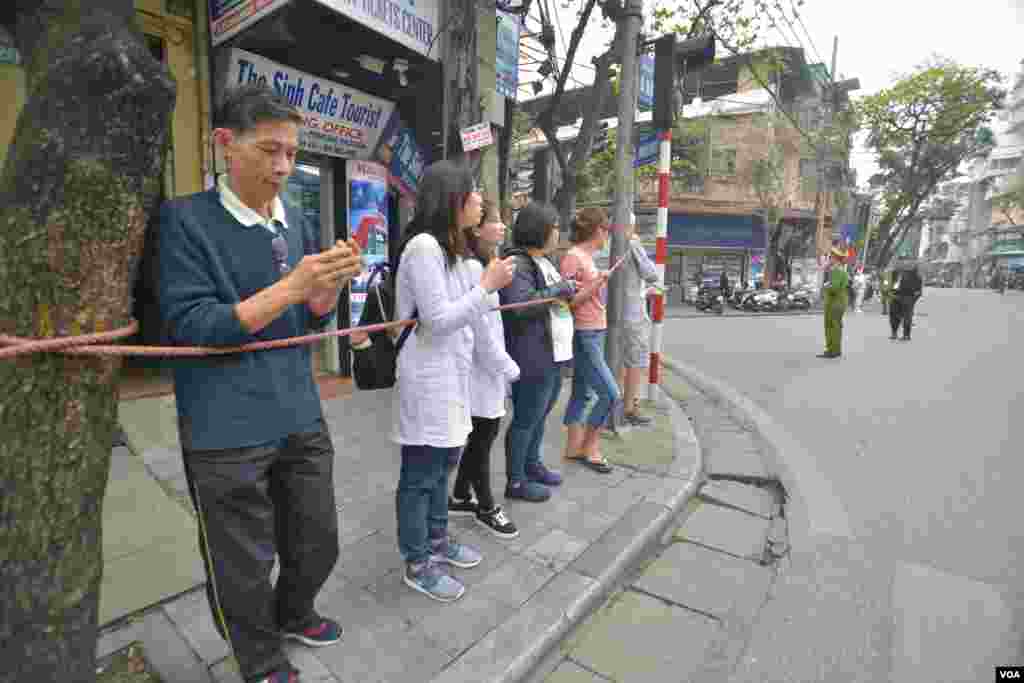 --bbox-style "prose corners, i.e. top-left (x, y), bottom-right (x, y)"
top-left (399, 234), bottom-right (490, 336)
